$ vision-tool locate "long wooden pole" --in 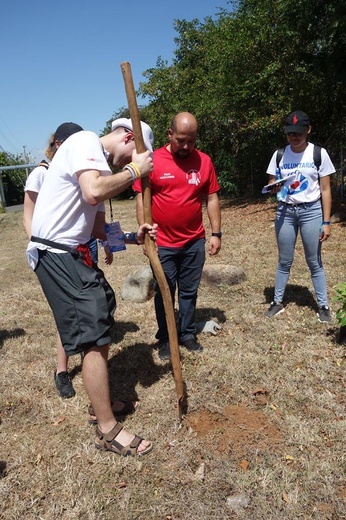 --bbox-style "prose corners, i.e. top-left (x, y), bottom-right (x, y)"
top-left (120, 61), bottom-right (186, 421)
